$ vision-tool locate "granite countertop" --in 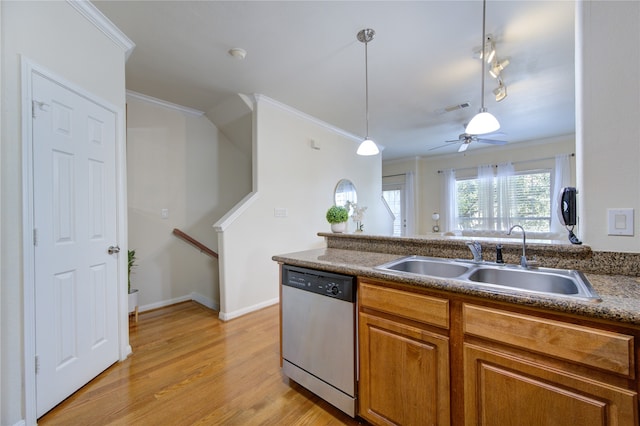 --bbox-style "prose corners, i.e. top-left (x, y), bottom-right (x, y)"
top-left (273, 248), bottom-right (640, 327)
